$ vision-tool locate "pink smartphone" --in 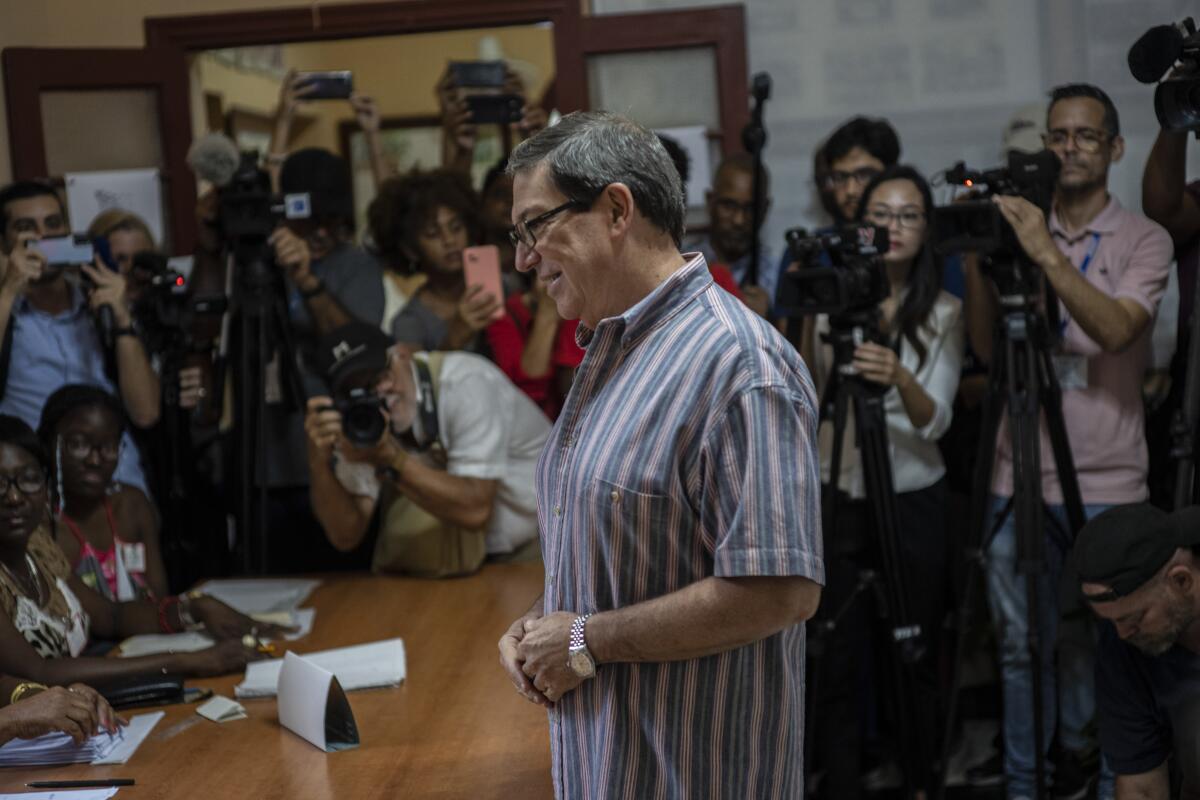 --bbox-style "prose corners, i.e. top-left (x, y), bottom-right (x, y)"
top-left (462, 245), bottom-right (506, 321)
